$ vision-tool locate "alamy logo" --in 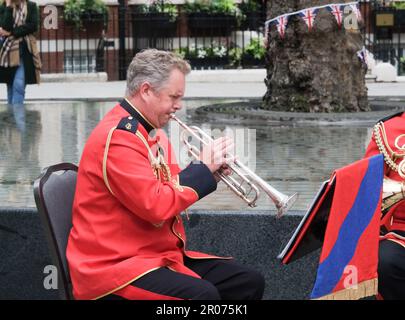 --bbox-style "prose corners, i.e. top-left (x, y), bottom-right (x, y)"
top-left (343, 265), bottom-right (358, 289)
top-left (343, 6), bottom-right (359, 31)
top-left (43, 5), bottom-right (58, 30)
top-left (43, 265), bottom-right (58, 290)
